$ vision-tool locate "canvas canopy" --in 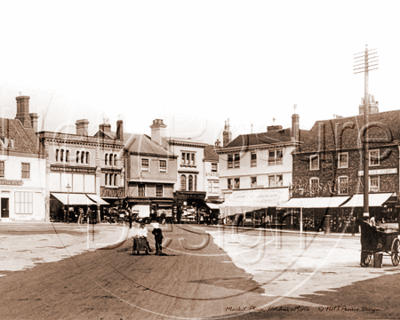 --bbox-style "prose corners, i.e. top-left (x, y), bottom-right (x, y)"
top-left (340, 193), bottom-right (393, 208)
top-left (86, 194), bottom-right (109, 205)
top-left (219, 188), bottom-right (289, 218)
top-left (279, 196), bottom-right (350, 208)
top-left (51, 193), bottom-right (96, 206)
